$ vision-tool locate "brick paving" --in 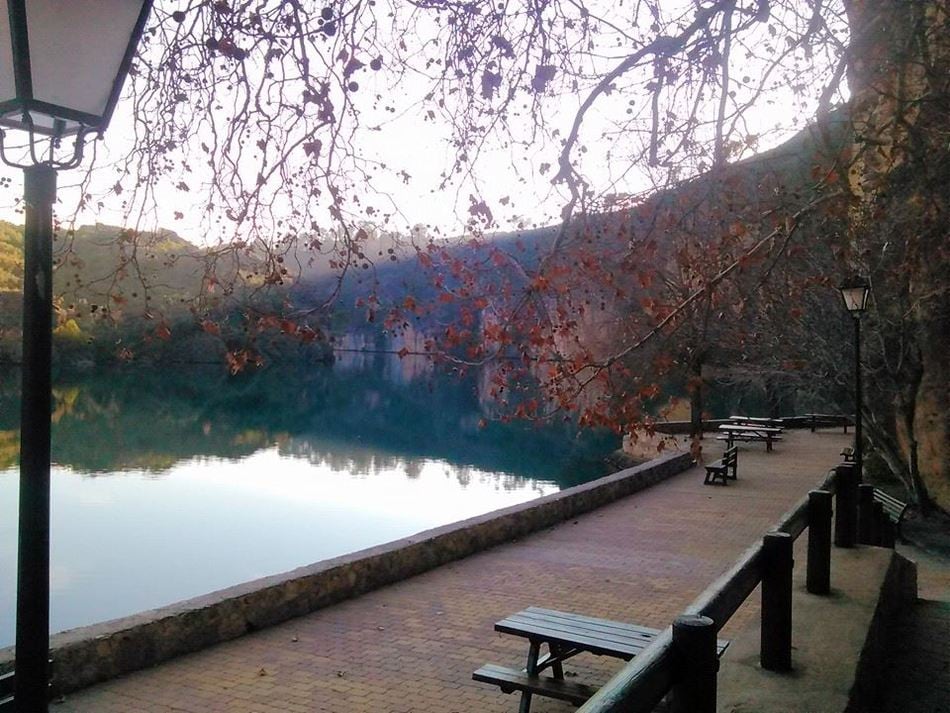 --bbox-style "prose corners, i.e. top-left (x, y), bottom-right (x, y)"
top-left (881, 536), bottom-right (950, 713)
top-left (880, 599), bottom-right (950, 713)
top-left (57, 429), bottom-right (848, 713)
